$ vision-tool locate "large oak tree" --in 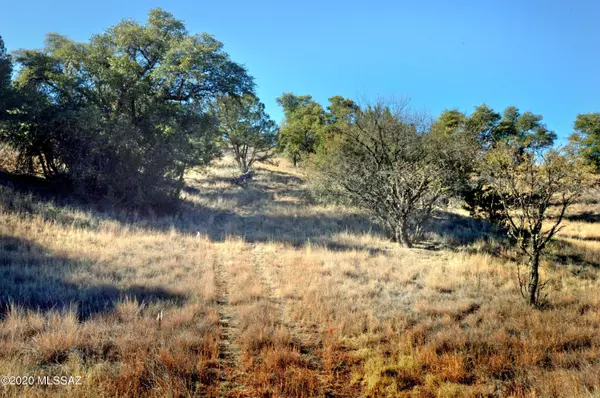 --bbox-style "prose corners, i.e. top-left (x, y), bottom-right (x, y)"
top-left (4, 9), bottom-right (254, 208)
